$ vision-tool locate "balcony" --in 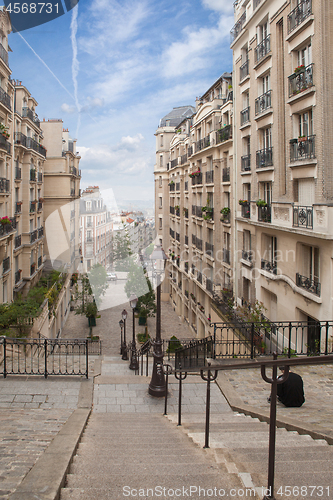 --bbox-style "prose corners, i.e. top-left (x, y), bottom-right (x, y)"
top-left (256, 147), bottom-right (273, 168)
top-left (0, 177), bottom-right (9, 193)
top-left (192, 205), bottom-right (203, 218)
top-left (220, 210), bottom-right (230, 224)
top-left (0, 133), bottom-right (11, 154)
top-left (15, 269), bottom-right (22, 284)
top-left (261, 259), bottom-right (277, 274)
top-left (230, 11), bottom-right (246, 44)
top-left (206, 278), bottom-right (213, 293)
top-left (202, 207), bottom-right (214, 221)
top-left (223, 248), bottom-right (230, 265)
top-left (195, 136), bottom-right (210, 152)
top-left (197, 271), bottom-right (202, 284)
top-left (216, 125), bottom-right (232, 144)
top-left (192, 233), bottom-right (196, 246)
top-left (14, 235), bottom-right (21, 249)
top-left (288, 0), bottom-right (312, 34)
top-left (14, 132), bottom-right (27, 147)
top-left (240, 59), bottom-right (249, 81)
top-left (30, 263), bottom-right (36, 276)
top-left (30, 201), bottom-right (37, 212)
top-left (185, 235), bottom-right (189, 246)
top-left (0, 43), bottom-right (8, 66)
top-left (38, 226), bottom-right (44, 239)
top-left (26, 137), bottom-right (47, 157)
top-left (176, 232), bottom-right (180, 242)
top-left (240, 107), bottom-right (250, 126)
top-left (38, 255), bottom-right (43, 268)
top-left (184, 262), bottom-right (189, 274)
top-left (206, 170), bottom-right (214, 184)
top-left (176, 182), bottom-right (180, 191)
top-left (191, 173), bottom-right (203, 185)
top-left (2, 256), bottom-right (10, 274)
top-left (38, 172), bottom-right (43, 182)
top-left (222, 167), bottom-right (230, 182)
top-left (15, 167), bottom-right (21, 180)
top-left (242, 249), bottom-right (252, 262)
top-left (293, 205), bottom-right (313, 229)
top-left (241, 155), bottom-right (251, 171)
top-left (15, 202), bottom-right (22, 214)
top-left (240, 202), bottom-right (251, 218)
top-left (288, 63), bottom-right (313, 98)
top-left (205, 242), bottom-right (214, 258)
top-left (30, 230), bottom-right (38, 243)
top-left (0, 217), bottom-right (16, 237)
top-left (30, 169), bottom-right (36, 181)
top-left (170, 228), bottom-right (175, 239)
top-left (296, 272), bottom-right (320, 296)
top-left (170, 158), bottom-right (178, 169)
top-left (170, 206), bottom-right (175, 215)
top-left (257, 204), bottom-right (271, 223)
top-left (290, 135), bottom-right (315, 162)
top-left (0, 87), bottom-right (11, 110)
top-left (255, 90), bottom-right (272, 115)
top-left (169, 183), bottom-right (175, 192)
top-left (253, 0), bottom-right (262, 10)
top-left (180, 154), bottom-right (188, 165)
top-left (254, 35), bottom-right (271, 64)
top-left (188, 146), bottom-right (193, 157)
top-left (183, 208), bottom-right (189, 219)
top-left (184, 181), bottom-right (188, 191)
